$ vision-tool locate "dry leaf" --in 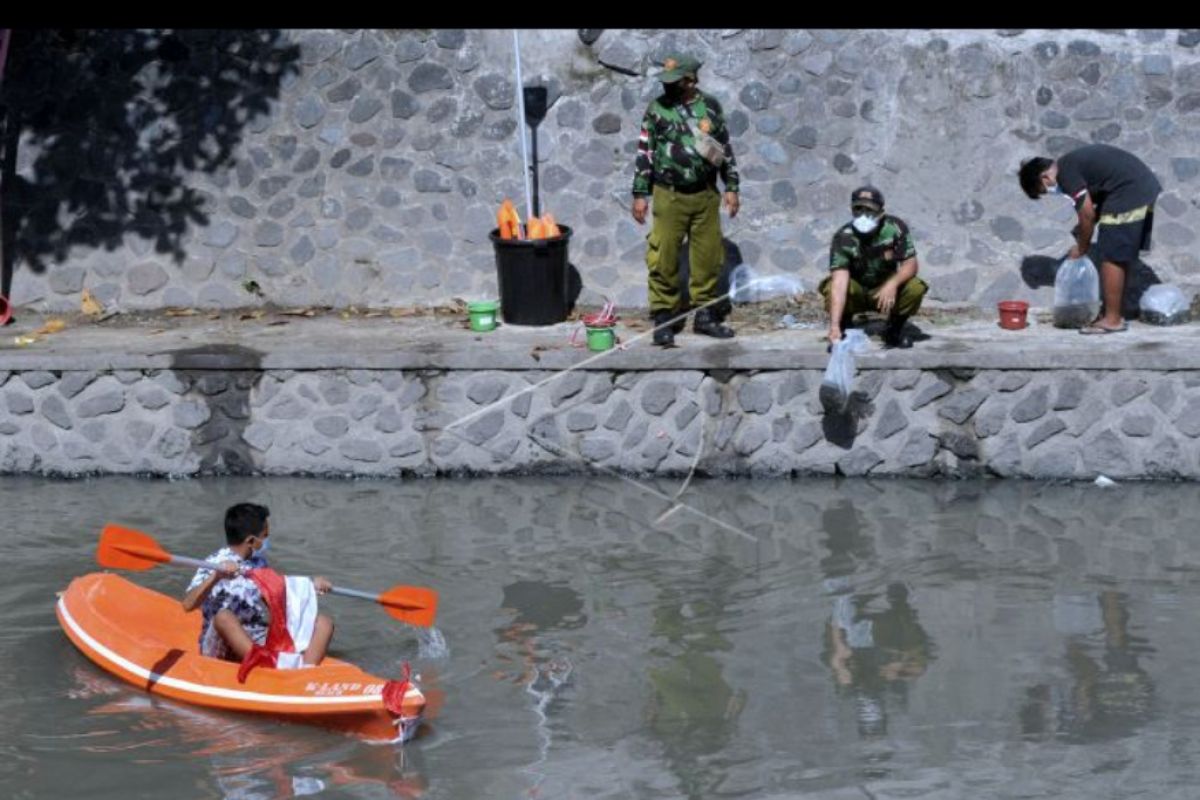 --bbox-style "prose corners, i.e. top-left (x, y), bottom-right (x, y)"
top-left (148, 328), bottom-right (166, 335)
top-left (364, 311), bottom-right (384, 318)
top-left (280, 308), bottom-right (317, 317)
top-left (35, 319), bottom-right (67, 335)
top-left (207, 313), bottom-right (221, 320)
top-left (239, 310), bottom-right (266, 321)
top-left (81, 288), bottom-right (105, 316)
top-left (165, 307), bottom-right (200, 317)
top-left (267, 320), bottom-right (290, 327)
top-left (389, 307), bottom-right (419, 318)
